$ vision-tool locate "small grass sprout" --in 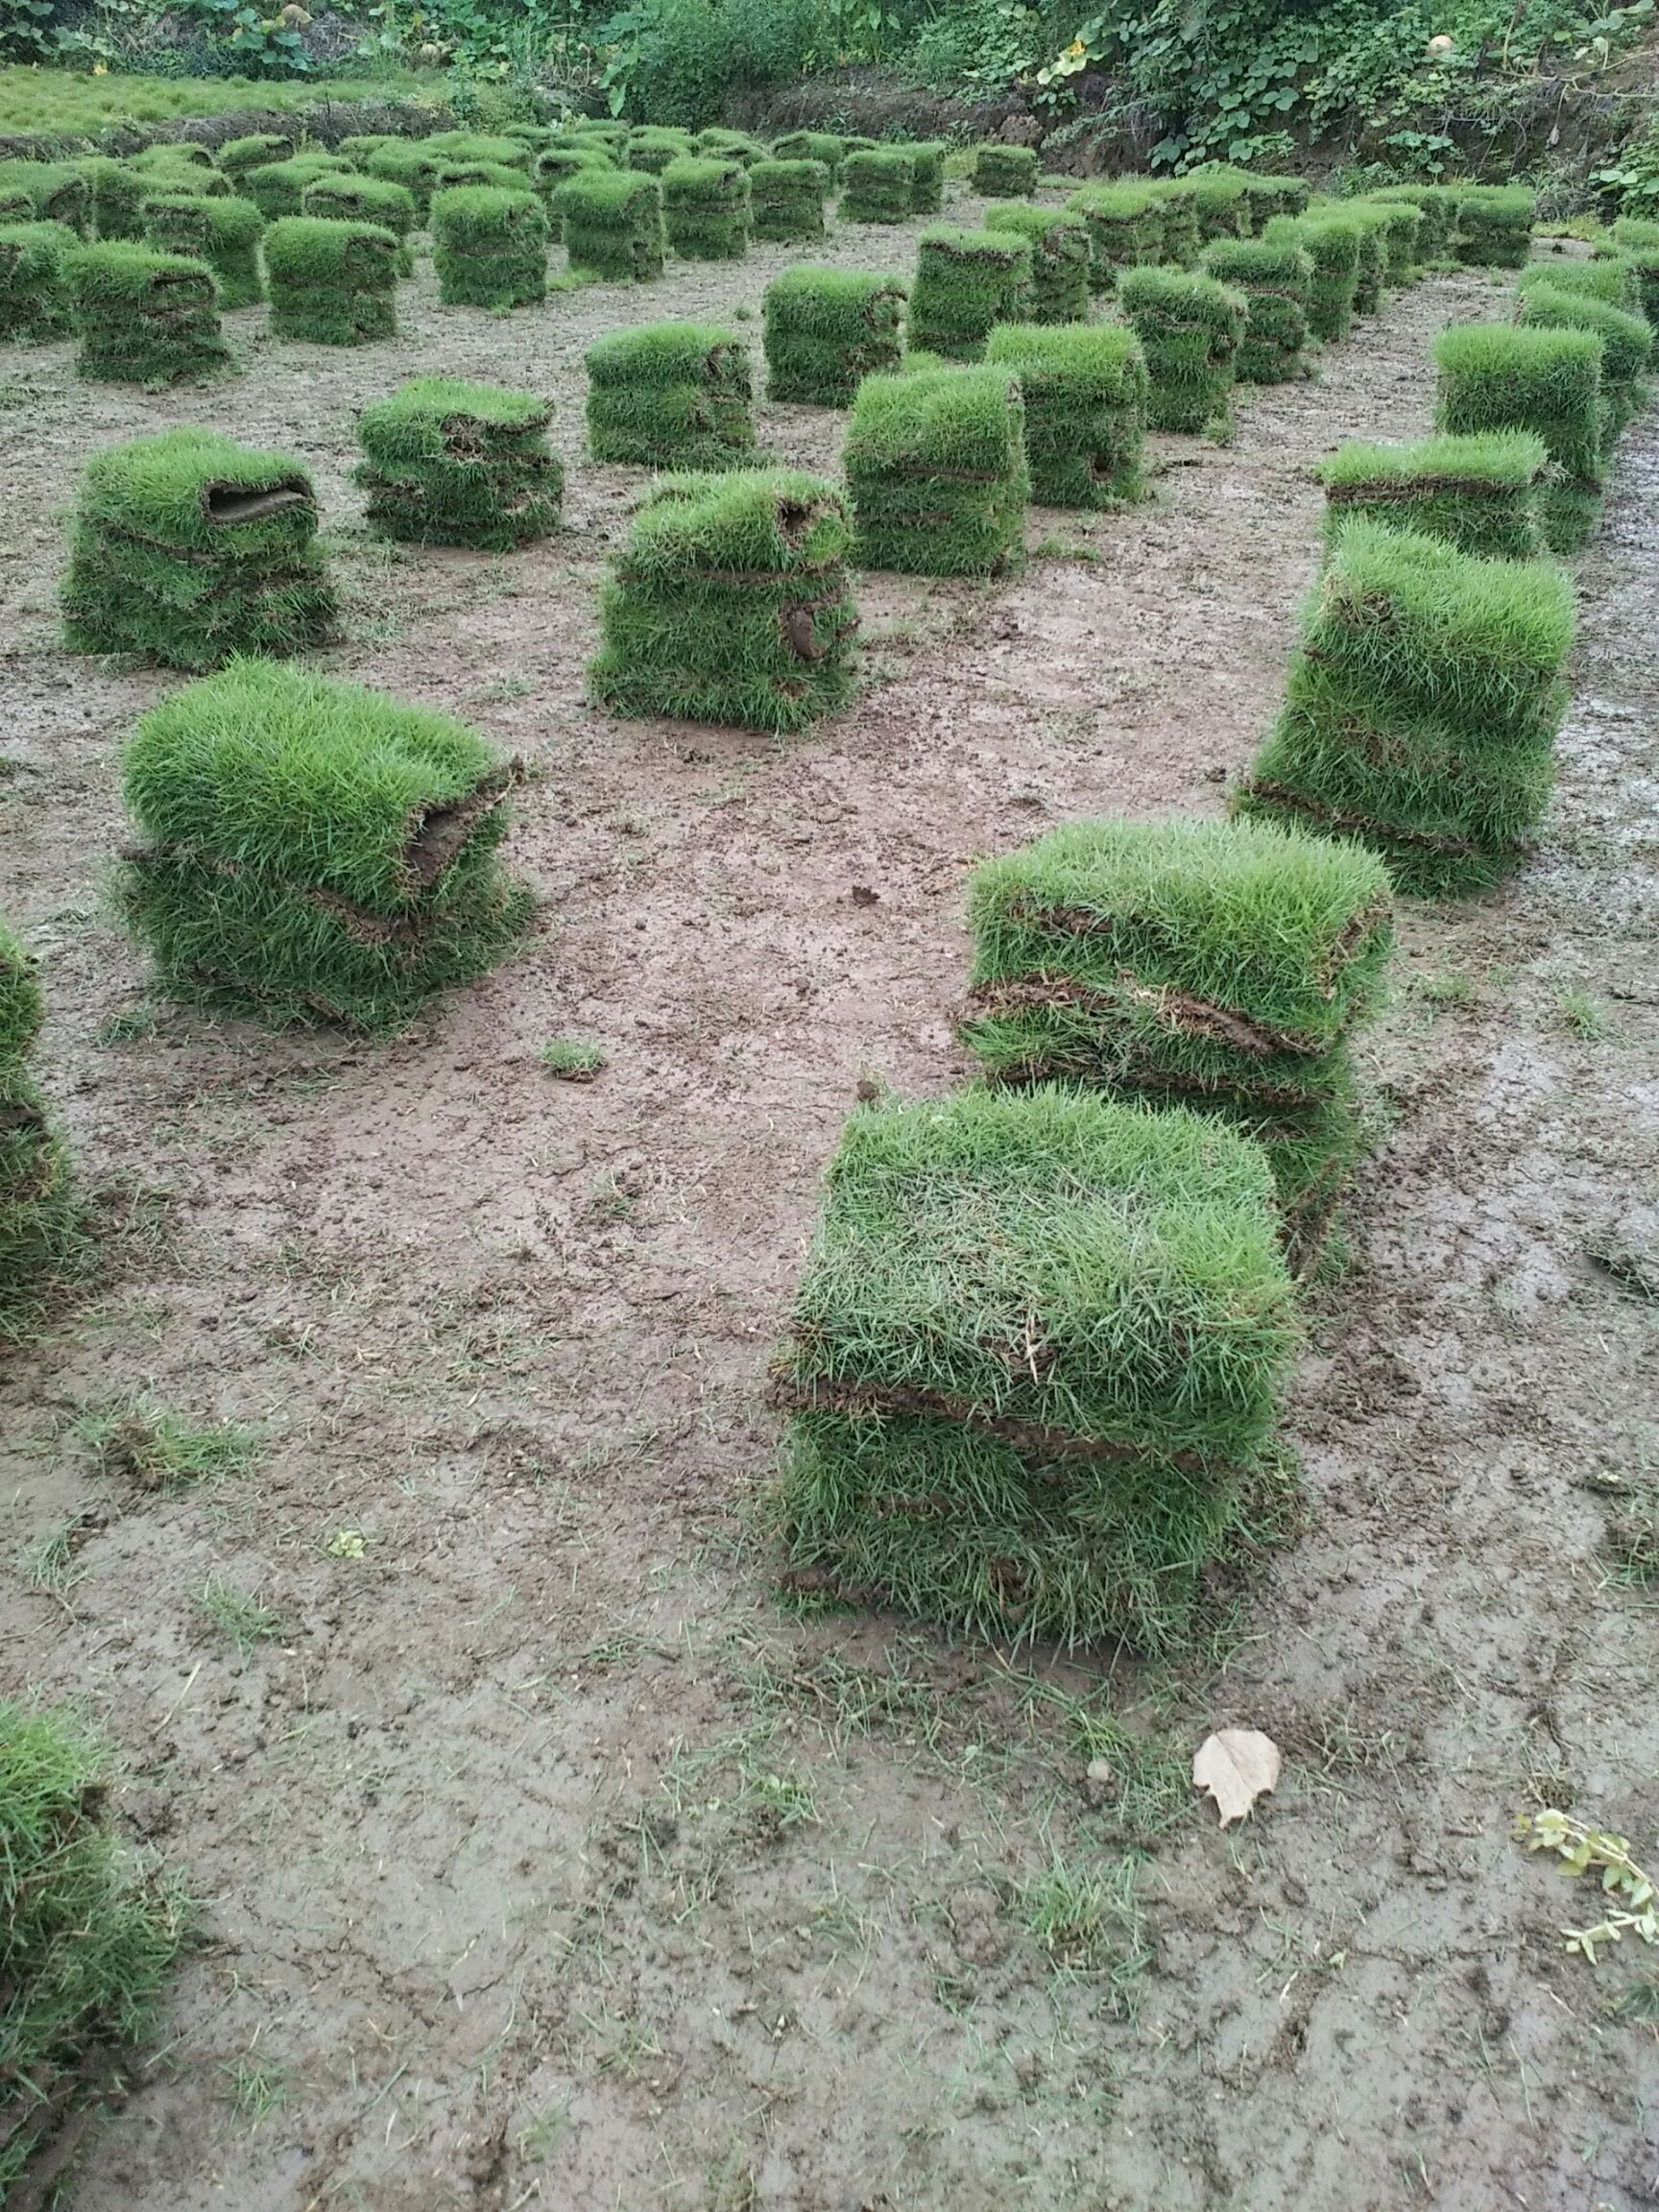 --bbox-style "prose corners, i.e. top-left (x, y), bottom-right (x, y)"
top-left (539, 1035), bottom-right (607, 1080)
